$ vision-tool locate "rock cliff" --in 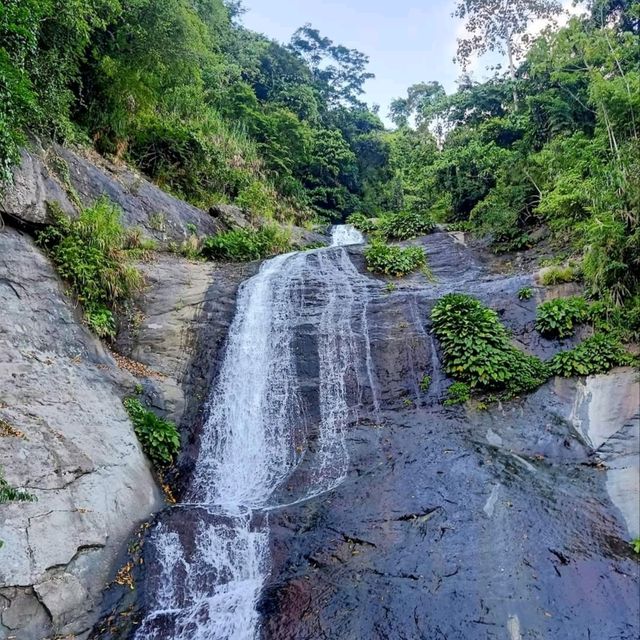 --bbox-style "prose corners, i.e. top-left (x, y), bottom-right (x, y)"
top-left (0, 144), bottom-right (637, 640)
